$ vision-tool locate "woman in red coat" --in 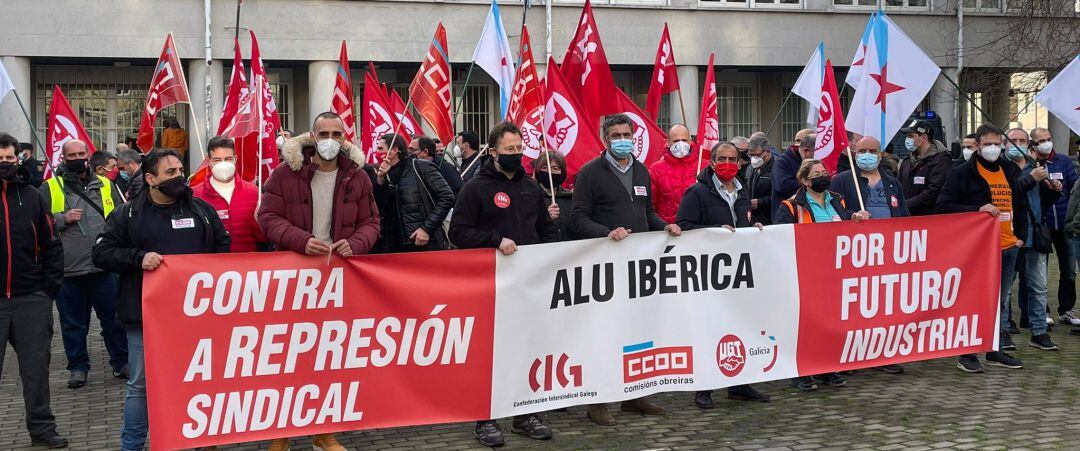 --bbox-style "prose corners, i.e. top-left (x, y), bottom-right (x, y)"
top-left (192, 137), bottom-right (266, 253)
